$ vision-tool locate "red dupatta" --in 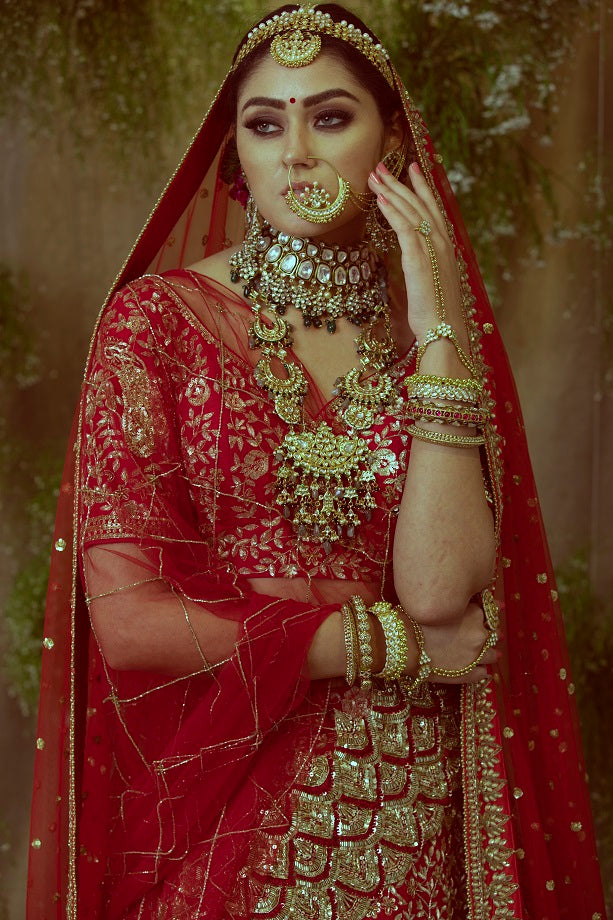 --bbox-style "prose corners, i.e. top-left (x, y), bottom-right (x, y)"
top-left (27, 6), bottom-right (606, 918)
